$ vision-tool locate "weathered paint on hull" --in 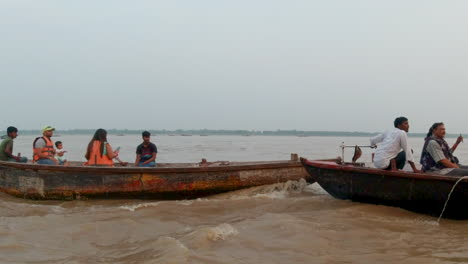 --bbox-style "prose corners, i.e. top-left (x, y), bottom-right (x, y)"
top-left (0, 161), bottom-right (311, 200)
top-left (301, 159), bottom-right (468, 220)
